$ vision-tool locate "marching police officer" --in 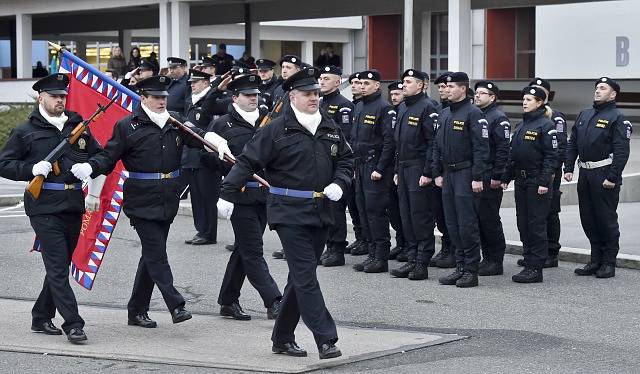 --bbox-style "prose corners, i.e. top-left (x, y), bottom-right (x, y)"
top-left (220, 68), bottom-right (353, 359)
top-left (166, 57), bottom-right (190, 113)
top-left (71, 75), bottom-right (234, 328)
top-left (0, 74), bottom-right (104, 343)
top-left (256, 58), bottom-right (279, 112)
top-left (473, 80), bottom-right (509, 276)
top-left (387, 81), bottom-right (407, 261)
top-left (502, 86), bottom-right (558, 283)
top-left (212, 75), bottom-right (282, 320)
top-left (200, 56), bottom-right (218, 78)
top-left (182, 69), bottom-right (221, 245)
top-left (433, 72), bottom-right (489, 288)
top-left (566, 77), bottom-right (631, 278)
top-left (270, 55), bottom-right (302, 117)
top-left (351, 70), bottom-right (396, 273)
top-left (389, 69), bottom-right (438, 280)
